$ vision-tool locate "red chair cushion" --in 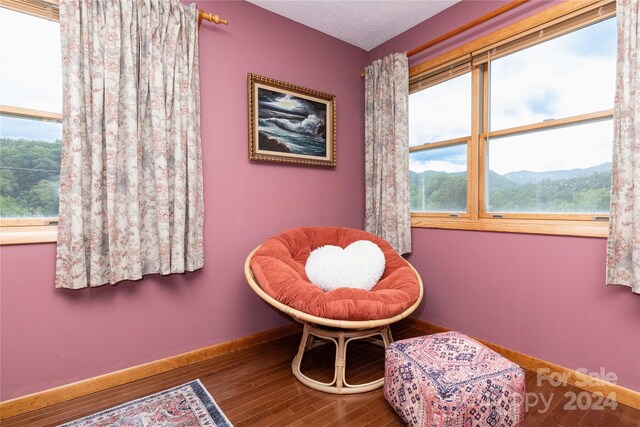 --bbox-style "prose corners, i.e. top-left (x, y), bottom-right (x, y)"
top-left (249, 226), bottom-right (421, 321)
